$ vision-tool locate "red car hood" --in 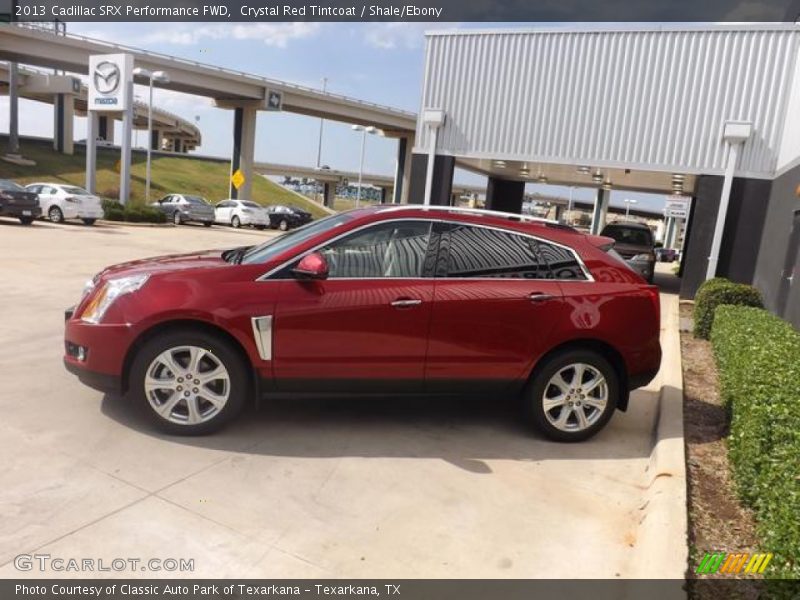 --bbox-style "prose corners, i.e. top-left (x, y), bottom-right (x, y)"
top-left (97, 250), bottom-right (228, 281)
